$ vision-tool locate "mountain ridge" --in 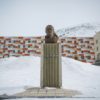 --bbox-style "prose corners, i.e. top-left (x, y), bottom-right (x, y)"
top-left (57, 23), bottom-right (100, 37)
